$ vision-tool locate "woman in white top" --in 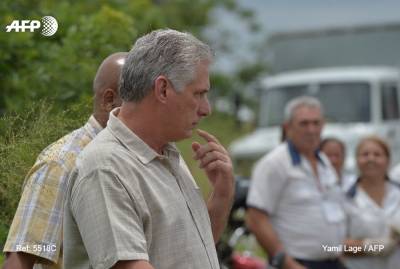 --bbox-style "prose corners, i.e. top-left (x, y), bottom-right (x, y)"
top-left (343, 136), bottom-right (400, 269)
